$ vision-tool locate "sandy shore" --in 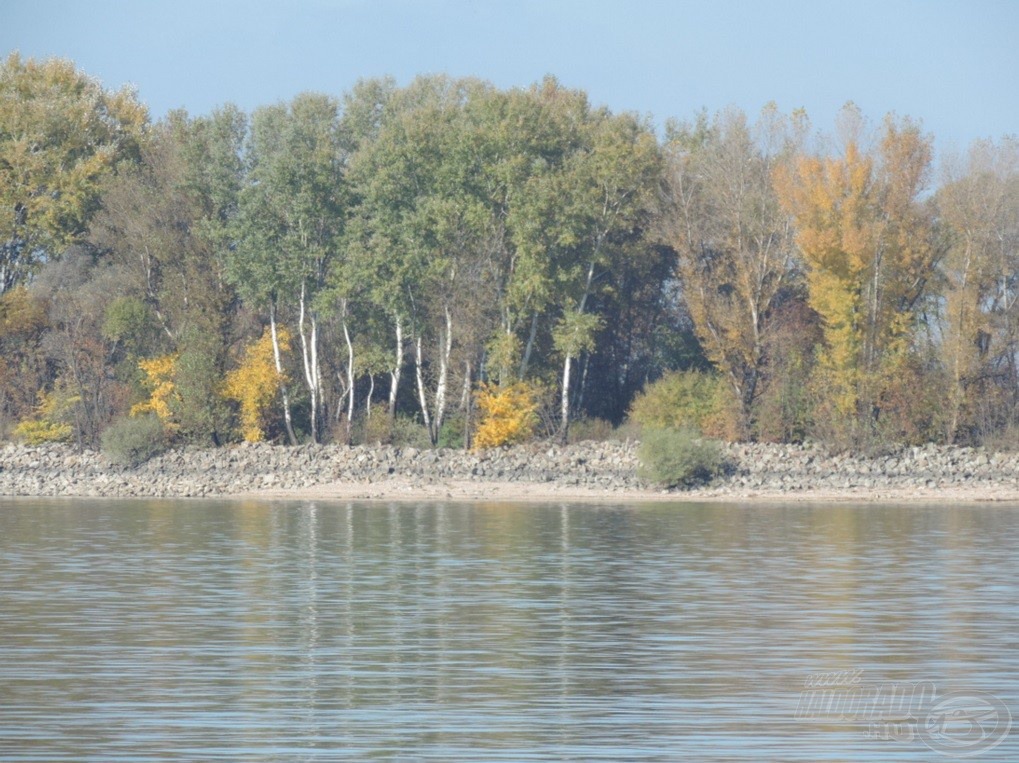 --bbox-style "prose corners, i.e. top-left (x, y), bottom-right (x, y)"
top-left (235, 477), bottom-right (1019, 504)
